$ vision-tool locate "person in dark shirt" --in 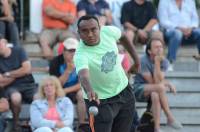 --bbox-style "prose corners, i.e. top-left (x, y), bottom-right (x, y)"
top-left (77, 0), bottom-right (112, 25)
top-left (121, 0), bottom-right (161, 45)
top-left (0, 35), bottom-right (37, 132)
